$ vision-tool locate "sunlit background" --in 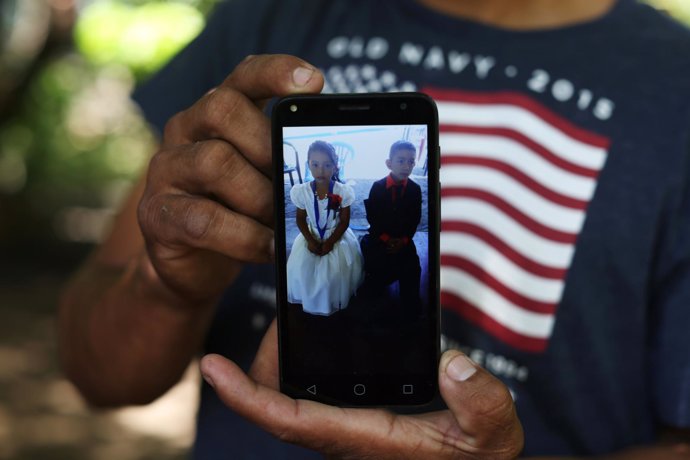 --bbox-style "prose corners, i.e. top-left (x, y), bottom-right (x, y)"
top-left (0, 0), bottom-right (687, 459)
top-left (1, 0), bottom-right (211, 458)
